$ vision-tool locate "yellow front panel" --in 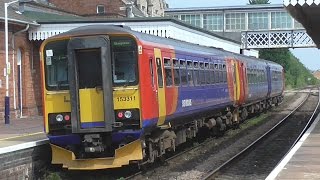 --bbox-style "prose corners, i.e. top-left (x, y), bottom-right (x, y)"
top-left (113, 88), bottom-right (140, 109)
top-left (45, 91), bottom-right (71, 133)
top-left (79, 89), bottom-right (104, 123)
